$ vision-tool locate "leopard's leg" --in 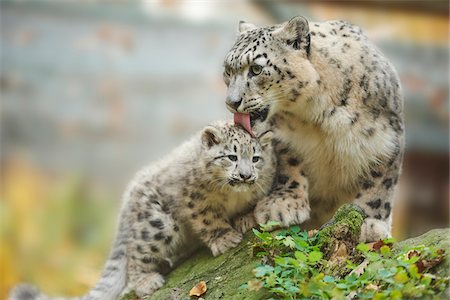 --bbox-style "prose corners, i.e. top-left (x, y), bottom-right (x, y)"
top-left (254, 140), bottom-right (310, 228)
top-left (232, 209), bottom-right (257, 234)
top-left (183, 197), bottom-right (243, 257)
top-left (353, 137), bottom-right (404, 242)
